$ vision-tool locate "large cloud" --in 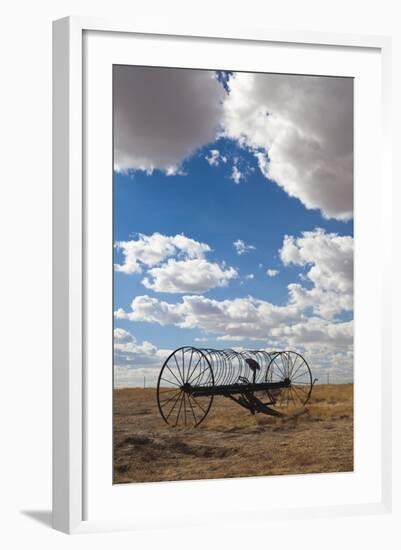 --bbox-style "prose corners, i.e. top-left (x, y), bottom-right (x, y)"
top-left (117, 293), bottom-right (300, 338)
top-left (280, 228), bottom-right (353, 319)
top-left (116, 293), bottom-right (351, 347)
top-left (223, 73), bottom-right (353, 220)
top-left (114, 66), bottom-right (224, 173)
